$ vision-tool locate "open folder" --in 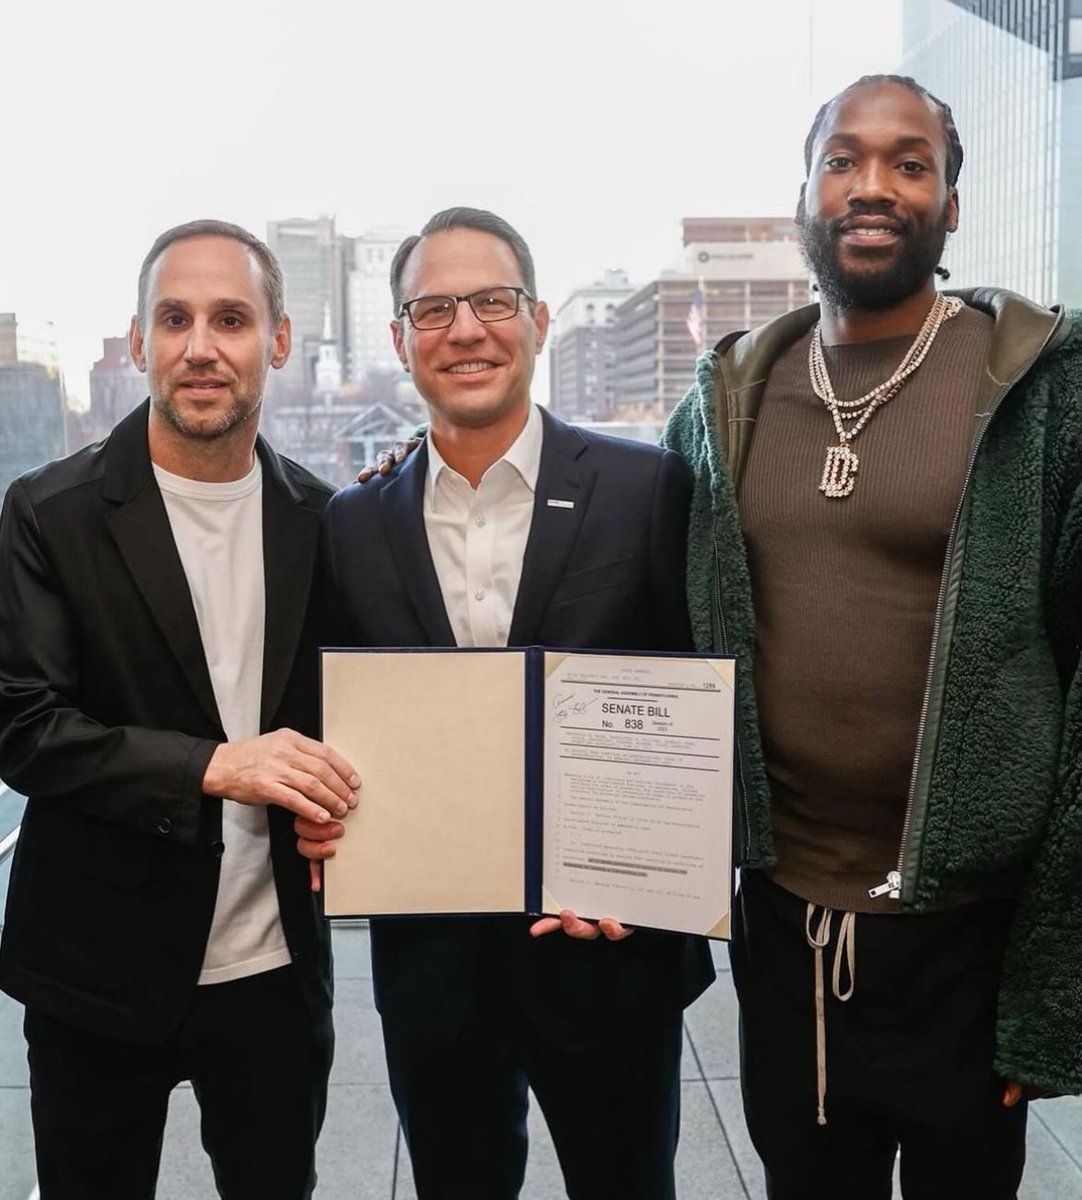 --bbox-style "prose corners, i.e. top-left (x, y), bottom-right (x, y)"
top-left (321, 647), bottom-right (735, 938)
